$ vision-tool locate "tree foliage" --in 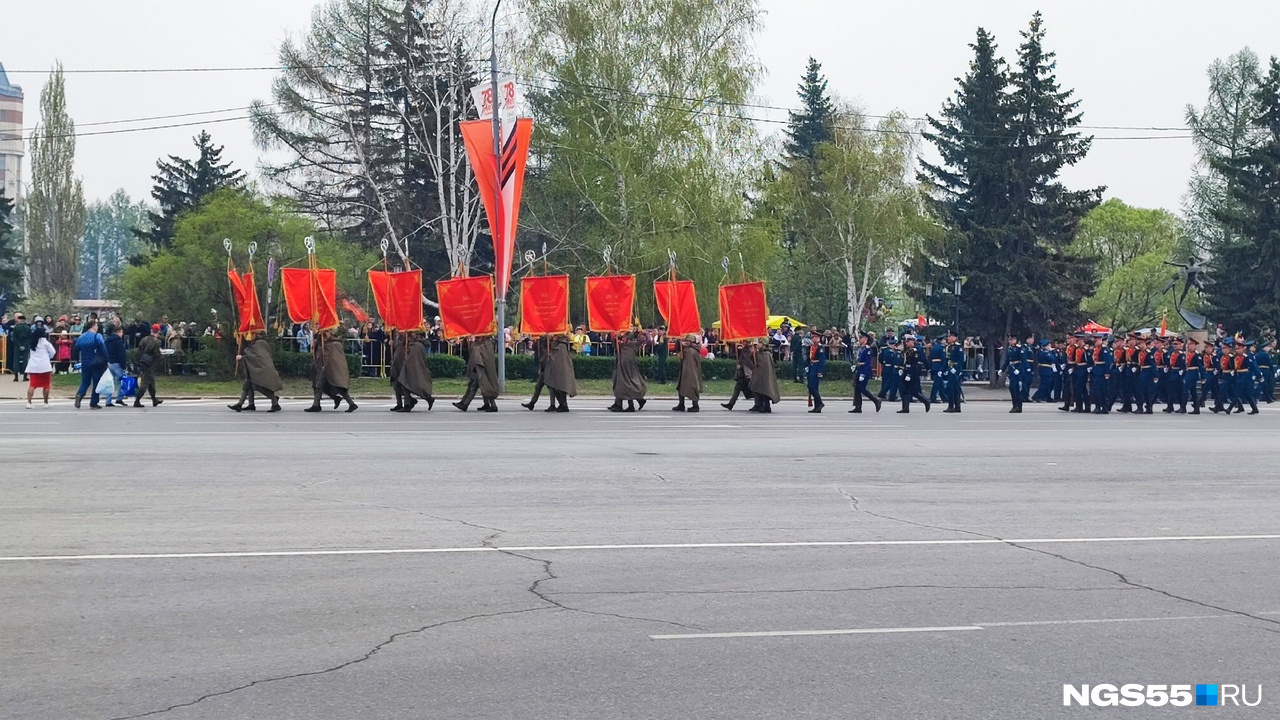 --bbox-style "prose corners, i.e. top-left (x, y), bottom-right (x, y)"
top-left (522, 0), bottom-right (772, 324)
top-left (1183, 49), bottom-right (1267, 256)
top-left (79, 190), bottom-right (150, 299)
top-left (252, 0), bottom-right (484, 287)
top-left (25, 63), bottom-right (85, 300)
top-left (116, 190), bottom-right (377, 328)
top-left (0, 192), bottom-right (20, 309)
top-left (1203, 56), bottom-right (1280, 335)
top-left (137, 131), bottom-right (245, 252)
top-left (914, 15), bottom-right (1101, 353)
top-left (783, 58), bottom-right (836, 163)
top-left (1071, 198), bottom-right (1192, 331)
